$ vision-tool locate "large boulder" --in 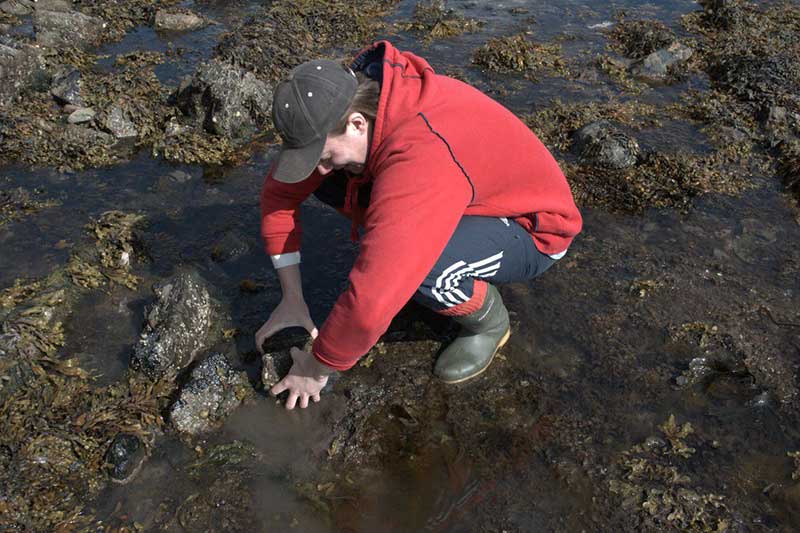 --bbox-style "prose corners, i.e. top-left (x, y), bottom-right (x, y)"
top-left (130, 270), bottom-right (220, 380)
top-left (170, 352), bottom-right (253, 436)
top-left (175, 59), bottom-right (272, 144)
top-left (33, 9), bottom-right (106, 48)
top-left (0, 36), bottom-right (48, 106)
